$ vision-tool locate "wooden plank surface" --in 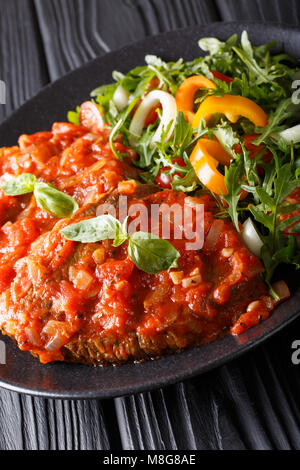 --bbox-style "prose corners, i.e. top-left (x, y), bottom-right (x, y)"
top-left (217, 0), bottom-right (300, 24)
top-left (0, 0), bottom-right (48, 120)
top-left (0, 0), bottom-right (300, 450)
top-left (34, 0), bottom-right (220, 81)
